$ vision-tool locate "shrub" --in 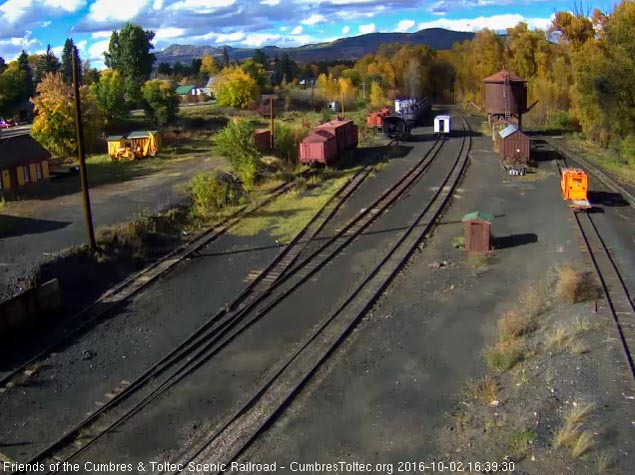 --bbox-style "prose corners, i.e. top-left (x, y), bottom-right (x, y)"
top-left (214, 118), bottom-right (262, 189)
top-left (273, 121), bottom-right (308, 164)
top-left (485, 338), bottom-right (524, 370)
top-left (498, 310), bottom-right (534, 340)
top-left (619, 135), bottom-right (635, 165)
top-left (189, 171), bottom-right (245, 218)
